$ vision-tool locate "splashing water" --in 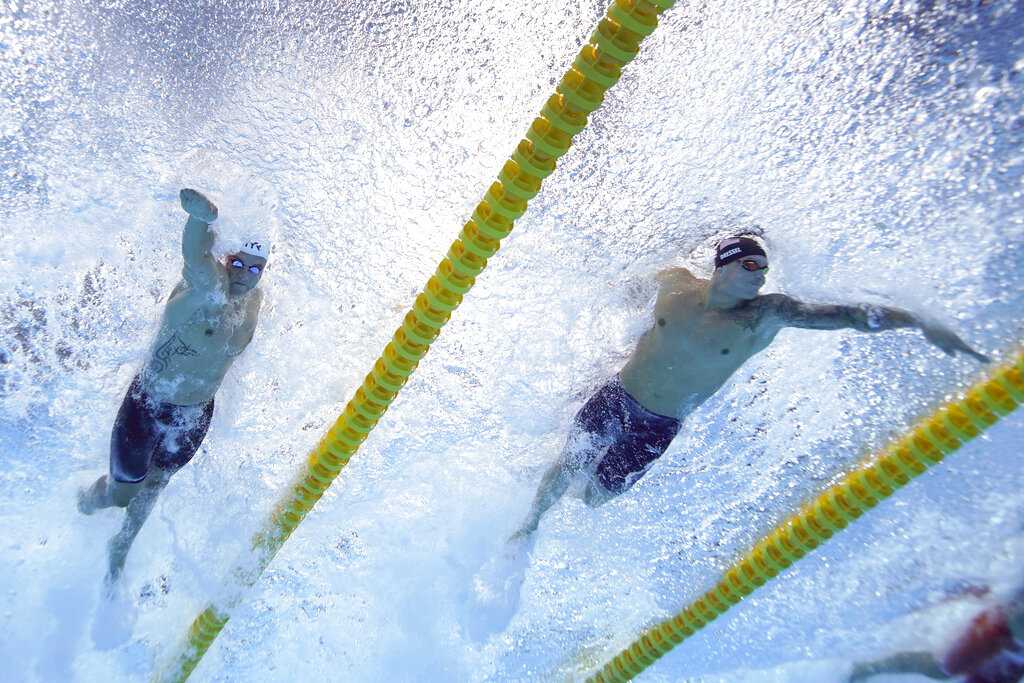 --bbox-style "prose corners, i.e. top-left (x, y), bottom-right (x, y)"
top-left (1, 0), bottom-right (1022, 681)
